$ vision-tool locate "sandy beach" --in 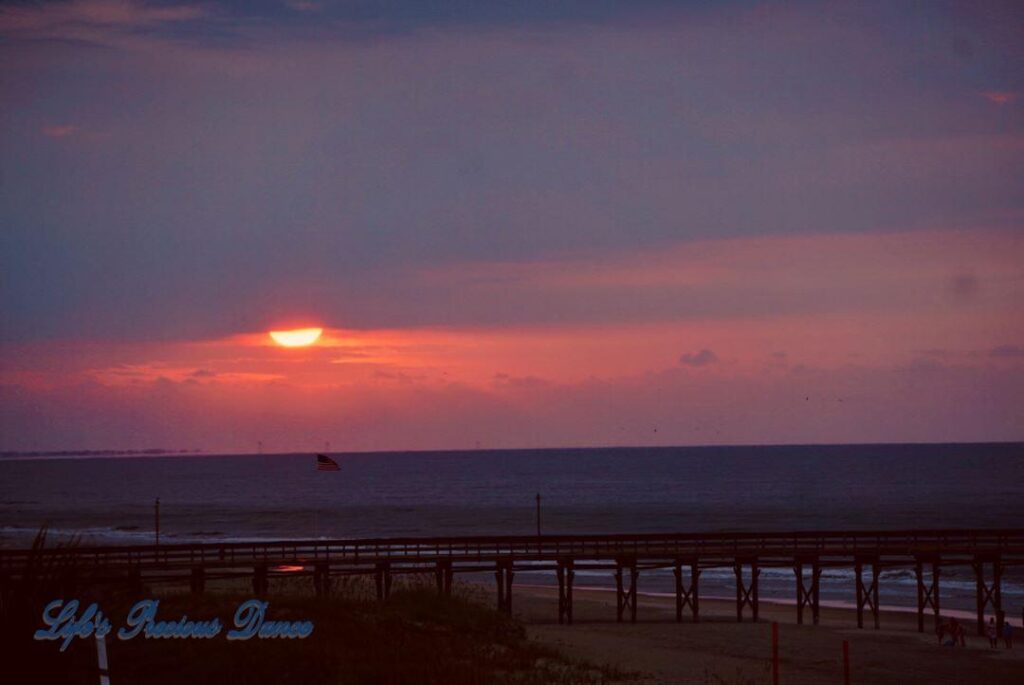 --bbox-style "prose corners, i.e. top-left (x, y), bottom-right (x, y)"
top-left (510, 585), bottom-right (1023, 684)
